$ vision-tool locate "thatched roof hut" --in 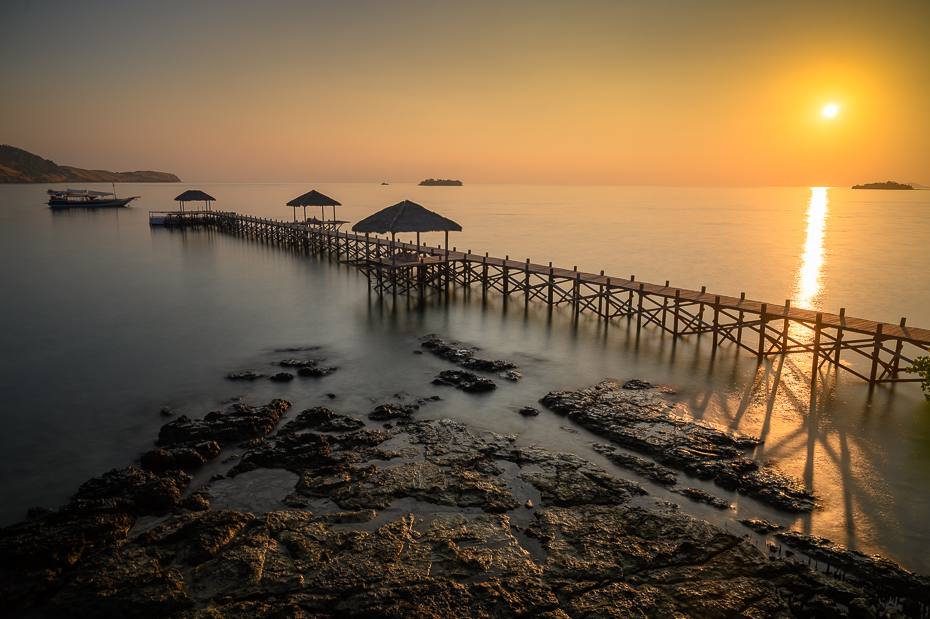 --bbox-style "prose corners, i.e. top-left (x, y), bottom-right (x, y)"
top-left (352, 200), bottom-right (462, 263)
top-left (351, 200), bottom-right (461, 234)
top-left (286, 190), bottom-right (341, 221)
top-left (174, 190), bottom-right (216, 212)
